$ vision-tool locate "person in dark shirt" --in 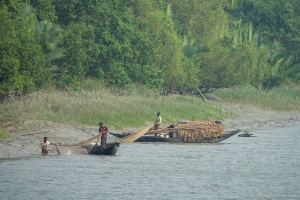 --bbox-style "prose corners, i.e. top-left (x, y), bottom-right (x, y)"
top-left (98, 122), bottom-right (108, 147)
